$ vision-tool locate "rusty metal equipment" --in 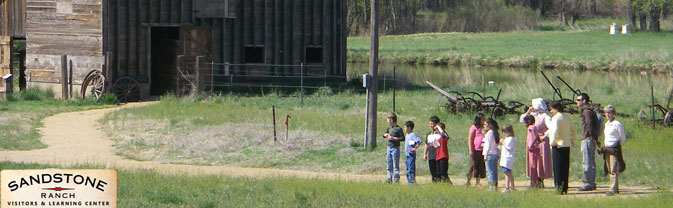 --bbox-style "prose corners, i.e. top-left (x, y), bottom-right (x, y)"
top-left (539, 71), bottom-right (580, 114)
top-left (638, 85), bottom-right (673, 126)
top-left (426, 81), bottom-right (525, 117)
